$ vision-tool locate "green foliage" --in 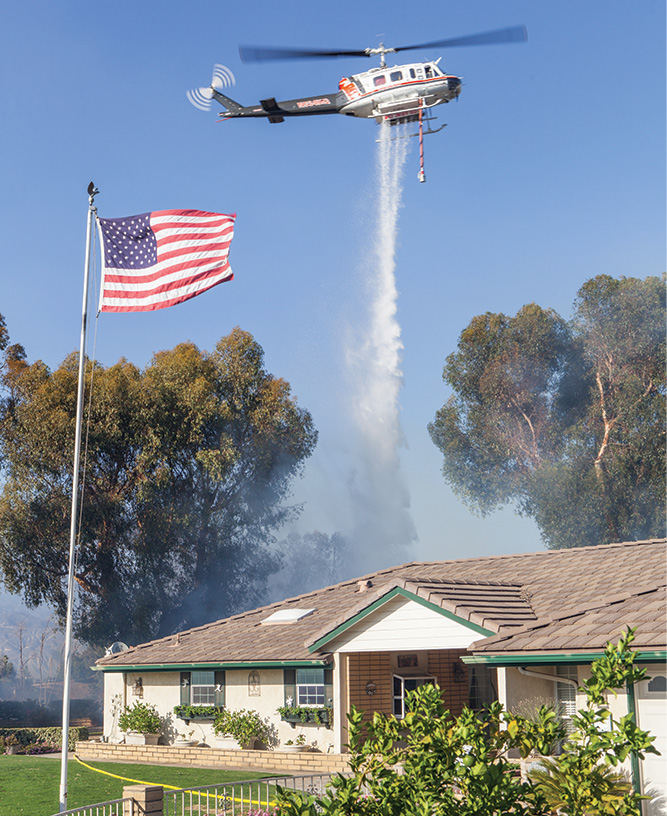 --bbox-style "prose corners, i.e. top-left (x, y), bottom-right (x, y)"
top-left (277, 631), bottom-right (657, 816)
top-left (0, 726), bottom-right (88, 746)
top-left (0, 655), bottom-right (13, 679)
top-left (0, 327), bottom-right (317, 646)
top-left (118, 701), bottom-right (162, 734)
top-left (428, 275), bottom-right (665, 548)
top-left (527, 631), bottom-right (657, 816)
top-left (277, 705), bottom-right (332, 725)
top-left (213, 707), bottom-right (269, 744)
top-left (173, 704), bottom-right (223, 720)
